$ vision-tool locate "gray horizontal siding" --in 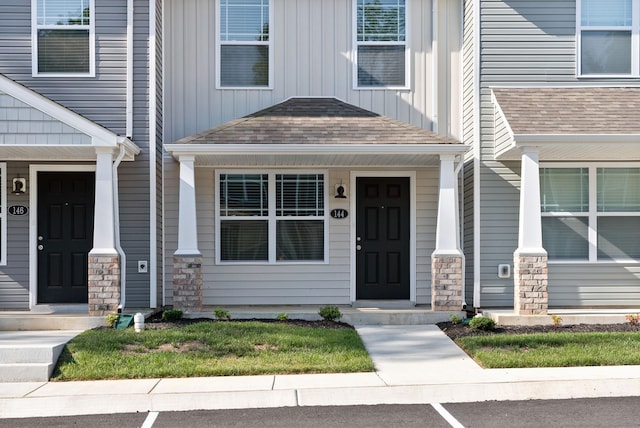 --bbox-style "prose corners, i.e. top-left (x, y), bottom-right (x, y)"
top-left (0, 1), bottom-right (129, 135)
